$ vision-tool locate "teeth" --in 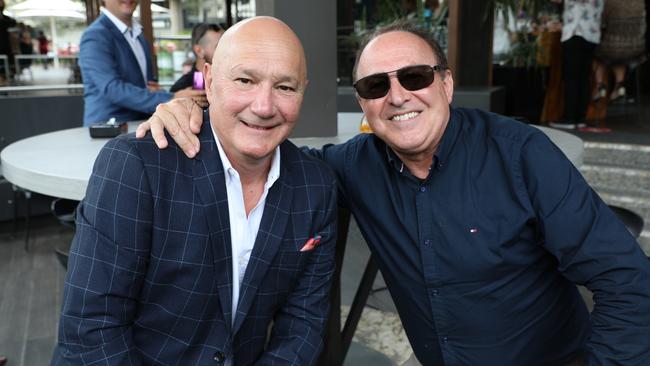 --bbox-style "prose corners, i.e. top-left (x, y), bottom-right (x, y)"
top-left (391, 111), bottom-right (419, 121)
top-left (243, 121), bottom-right (272, 130)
